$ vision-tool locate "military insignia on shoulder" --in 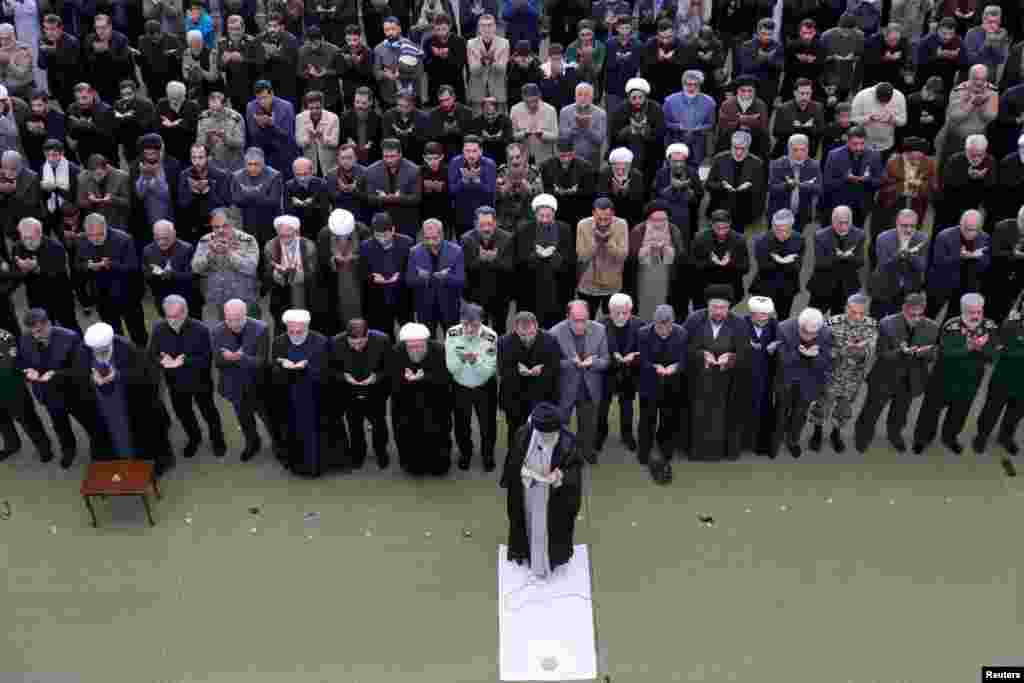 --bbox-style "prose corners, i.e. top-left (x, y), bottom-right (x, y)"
top-left (482, 331), bottom-right (497, 342)
top-left (448, 327), bottom-right (462, 337)
top-left (943, 317), bottom-right (962, 332)
top-left (827, 314), bottom-right (843, 326)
